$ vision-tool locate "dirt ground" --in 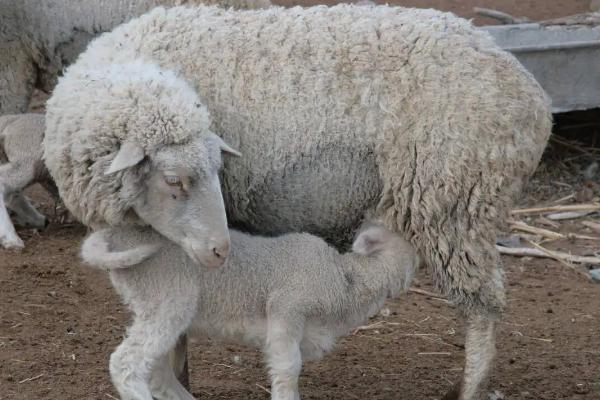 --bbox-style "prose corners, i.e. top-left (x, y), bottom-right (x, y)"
top-left (1, 135), bottom-right (600, 400)
top-left (2, 2), bottom-right (600, 399)
top-left (275, 0), bottom-right (591, 25)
